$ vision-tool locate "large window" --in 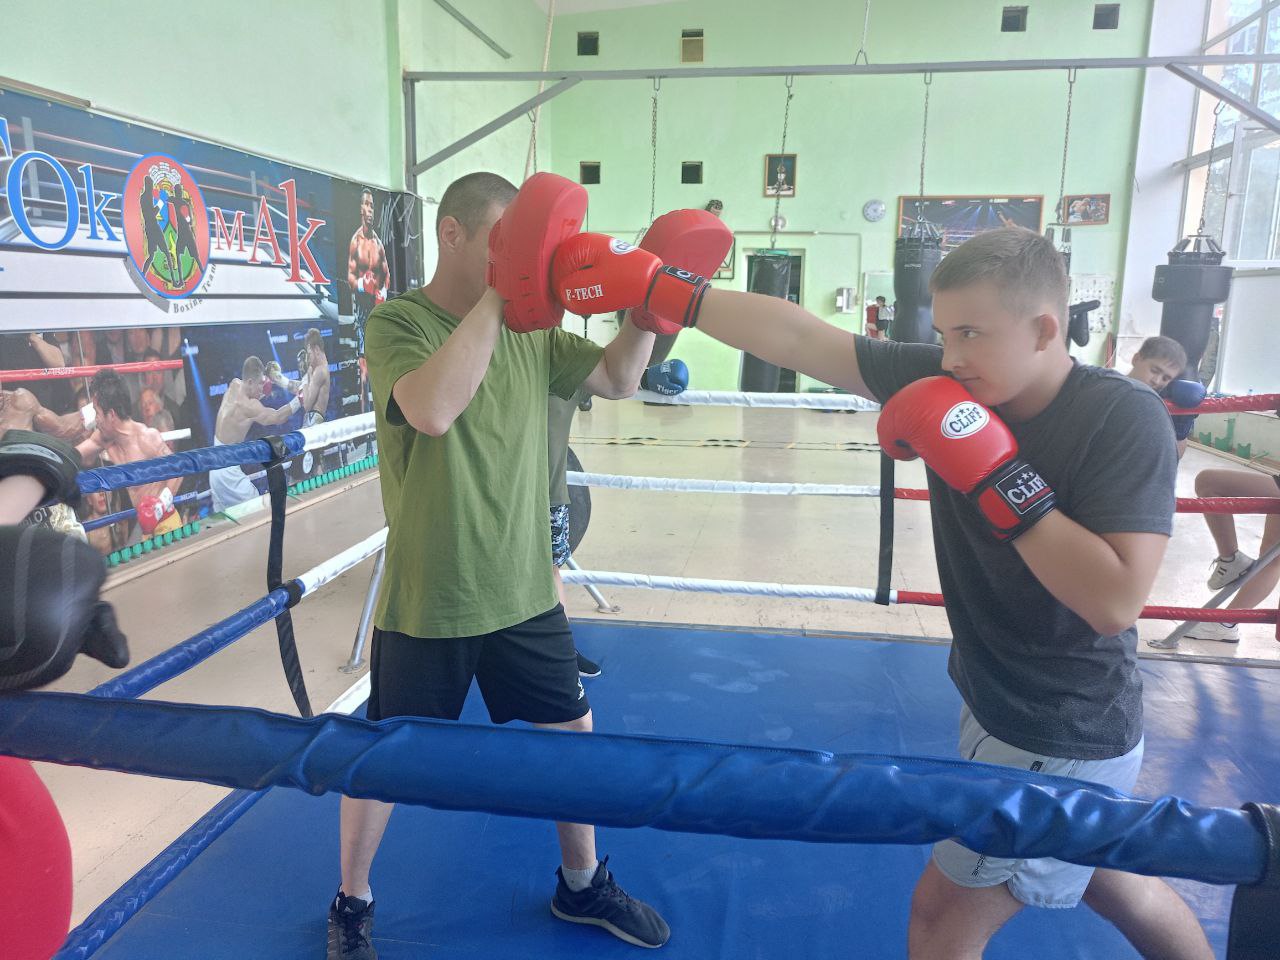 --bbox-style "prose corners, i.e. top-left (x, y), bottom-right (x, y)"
top-left (1185, 0), bottom-right (1280, 262)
